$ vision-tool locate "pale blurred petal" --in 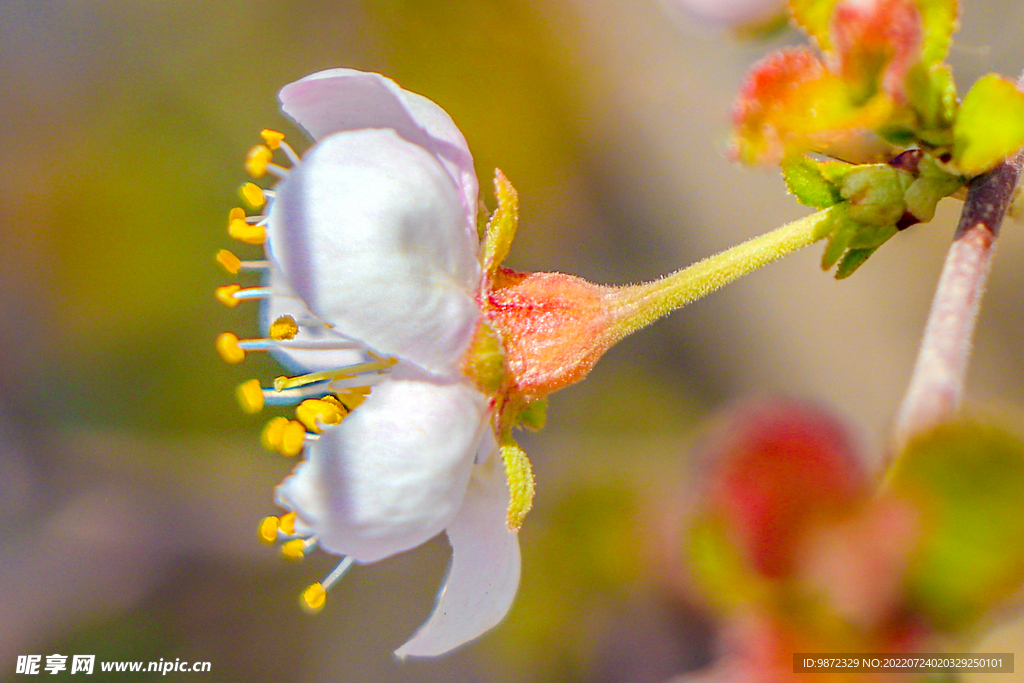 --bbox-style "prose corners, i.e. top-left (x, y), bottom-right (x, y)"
top-left (661, 0), bottom-right (785, 25)
top-left (396, 456), bottom-right (521, 657)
